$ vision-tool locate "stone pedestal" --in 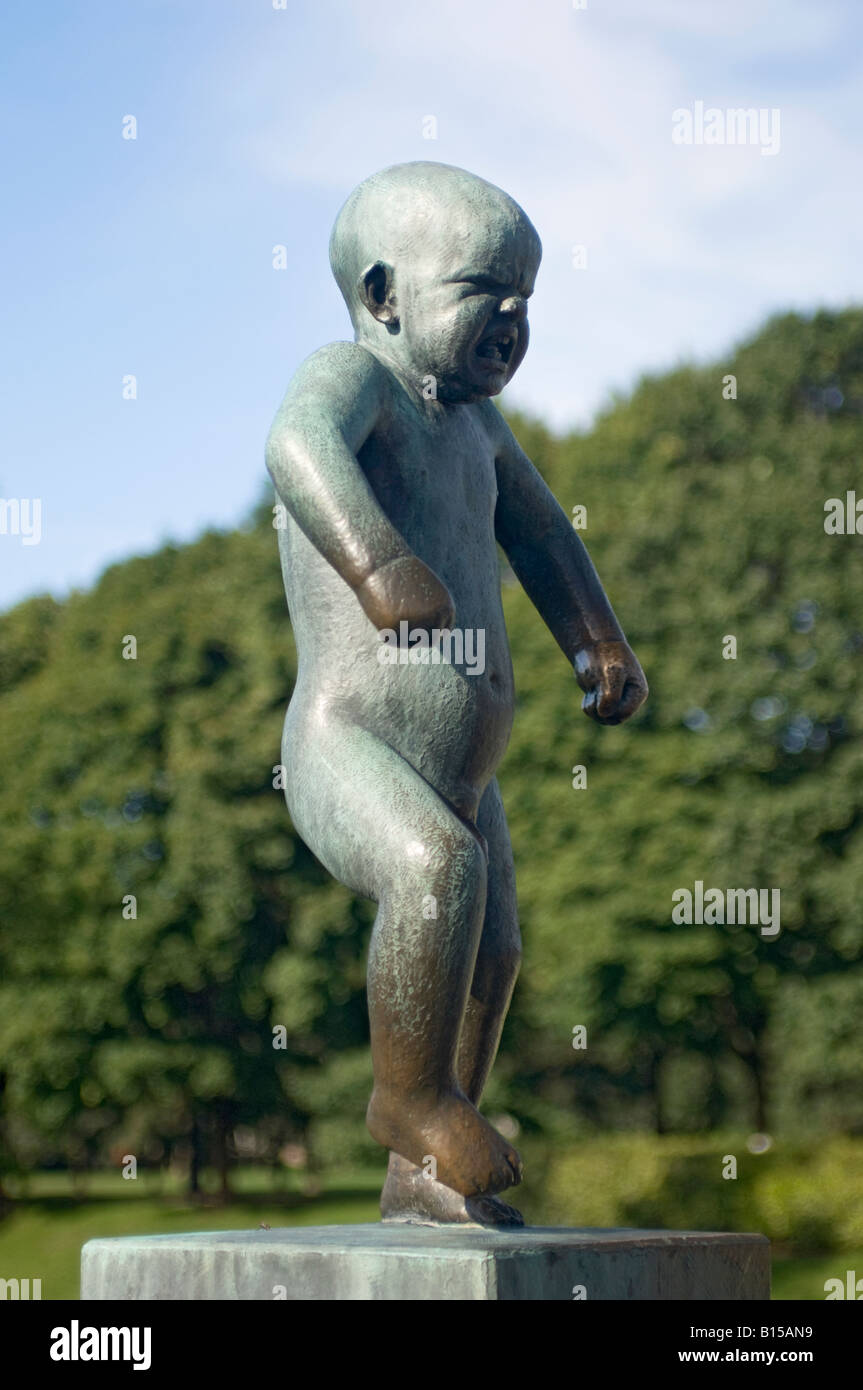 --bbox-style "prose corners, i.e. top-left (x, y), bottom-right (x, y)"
top-left (81, 1224), bottom-right (769, 1300)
